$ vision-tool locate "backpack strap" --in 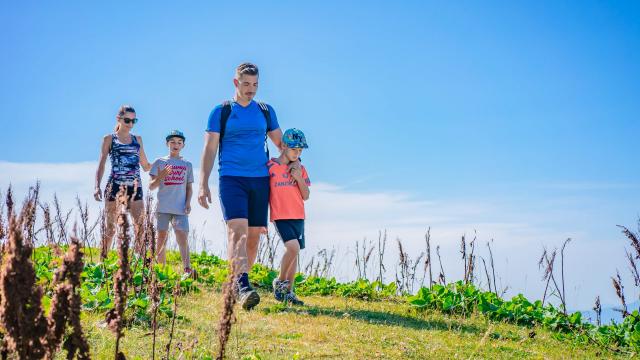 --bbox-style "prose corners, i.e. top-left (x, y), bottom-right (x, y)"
top-left (257, 101), bottom-right (272, 132)
top-left (257, 101), bottom-right (272, 159)
top-left (219, 100), bottom-right (233, 142)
